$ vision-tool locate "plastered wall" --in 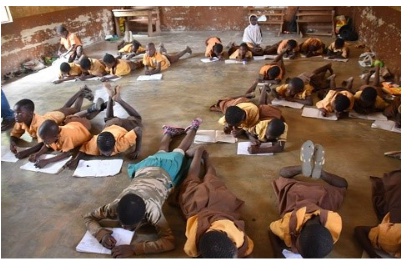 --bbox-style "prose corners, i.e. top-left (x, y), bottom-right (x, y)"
top-left (1, 6), bottom-right (401, 78)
